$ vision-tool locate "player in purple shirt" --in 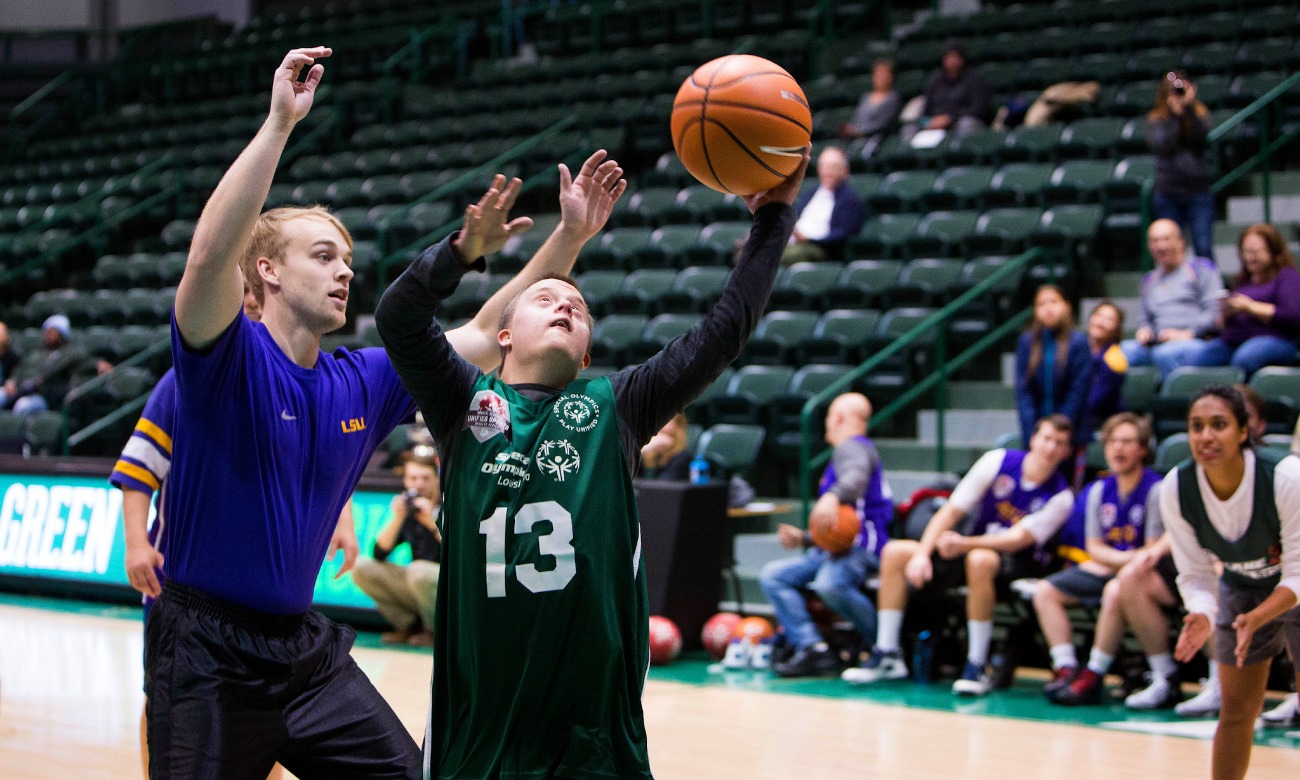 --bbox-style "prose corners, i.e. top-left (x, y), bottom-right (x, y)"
top-left (149, 46), bottom-right (627, 779)
top-left (844, 415), bottom-right (1075, 695)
